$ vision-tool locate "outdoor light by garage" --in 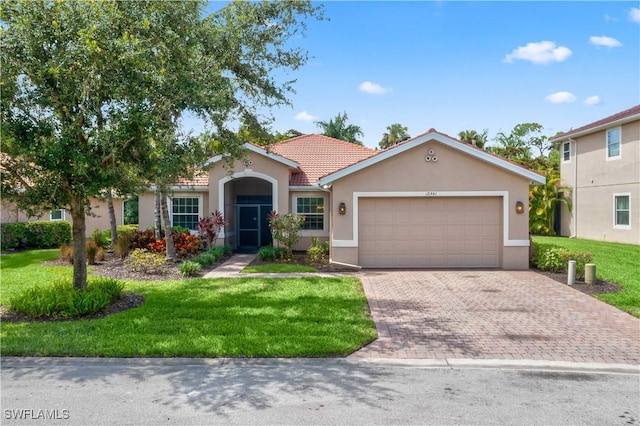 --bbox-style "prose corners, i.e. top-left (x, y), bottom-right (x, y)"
top-left (515, 201), bottom-right (524, 214)
top-left (338, 202), bottom-right (346, 215)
